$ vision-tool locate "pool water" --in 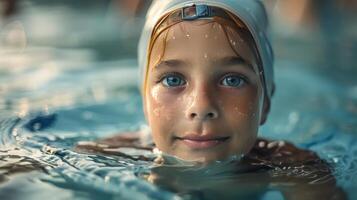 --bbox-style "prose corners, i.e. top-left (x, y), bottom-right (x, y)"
top-left (1, 1), bottom-right (357, 198)
top-left (1, 46), bottom-right (357, 199)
